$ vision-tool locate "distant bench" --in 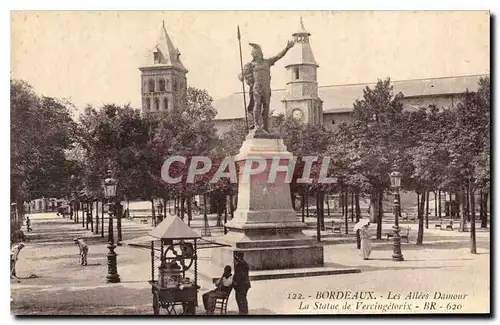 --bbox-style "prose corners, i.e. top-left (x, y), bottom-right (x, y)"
top-left (386, 227), bottom-right (410, 243)
top-left (434, 219), bottom-right (453, 230)
top-left (325, 220), bottom-right (342, 234)
top-left (401, 213), bottom-right (416, 222)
